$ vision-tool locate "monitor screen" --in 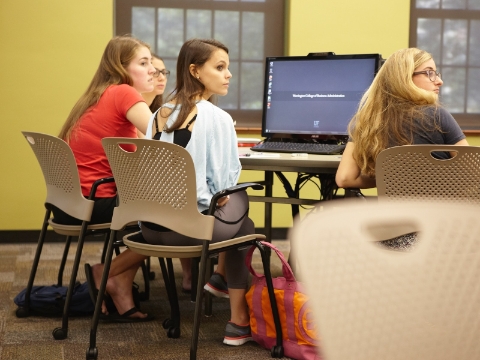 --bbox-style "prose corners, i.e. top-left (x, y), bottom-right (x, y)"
top-left (262, 54), bottom-right (381, 138)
